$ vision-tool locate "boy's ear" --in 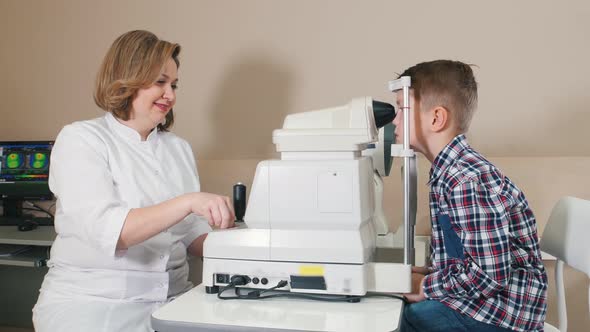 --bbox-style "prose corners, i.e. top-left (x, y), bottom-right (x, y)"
top-left (430, 106), bottom-right (450, 132)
